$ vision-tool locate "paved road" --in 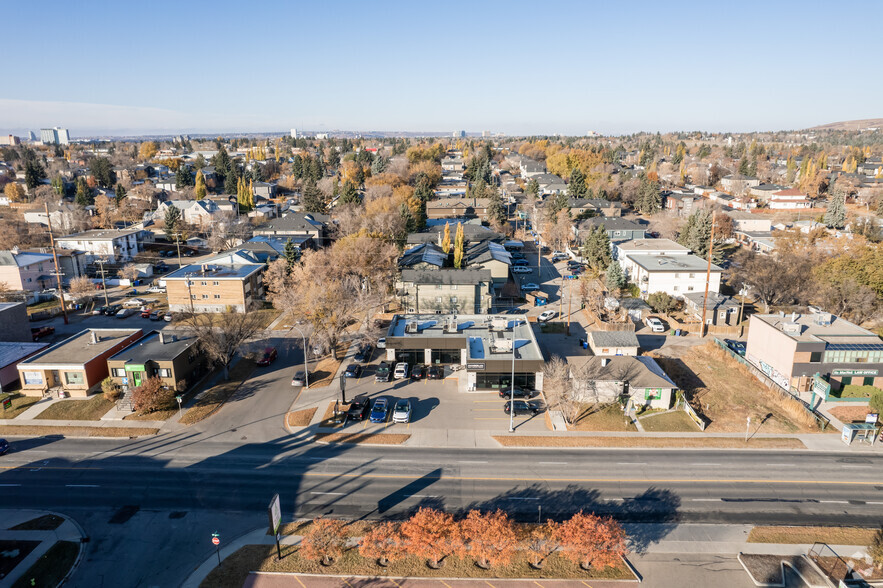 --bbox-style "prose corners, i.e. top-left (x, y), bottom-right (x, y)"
top-left (2, 438), bottom-right (882, 526)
